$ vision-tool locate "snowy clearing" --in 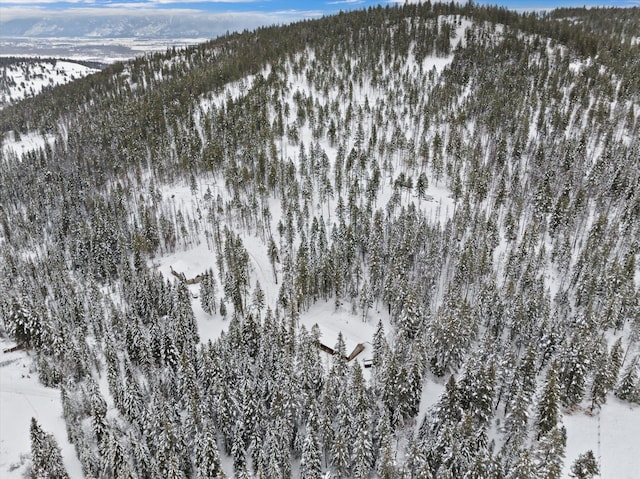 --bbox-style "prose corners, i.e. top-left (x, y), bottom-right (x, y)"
top-left (0, 339), bottom-right (83, 479)
top-left (0, 59), bottom-right (99, 109)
